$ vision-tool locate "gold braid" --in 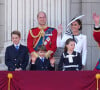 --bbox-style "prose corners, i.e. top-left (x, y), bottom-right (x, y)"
top-left (30, 25), bottom-right (47, 38)
top-left (30, 26), bottom-right (47, 48)
top-left (30, 30), bottom-right (41, 38)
